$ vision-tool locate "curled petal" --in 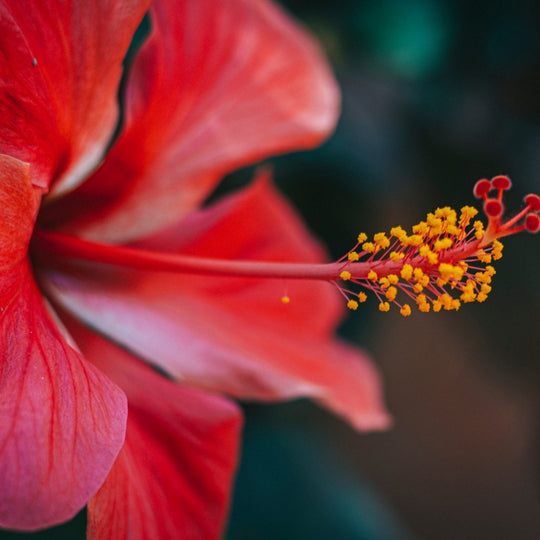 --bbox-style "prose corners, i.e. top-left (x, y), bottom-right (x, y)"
top-left (0, 263), bottom-right (127, 530)
top-left (50, 0), bottom-right (340, 241)
top-left (0, 0), bottom-right (150, 192)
